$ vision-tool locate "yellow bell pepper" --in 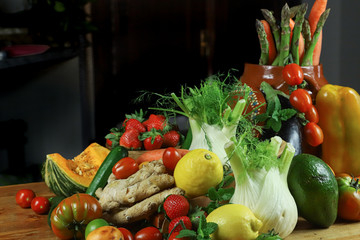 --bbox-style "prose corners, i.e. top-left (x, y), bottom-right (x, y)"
top-left (316, 84), bottom-right (360, 176)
